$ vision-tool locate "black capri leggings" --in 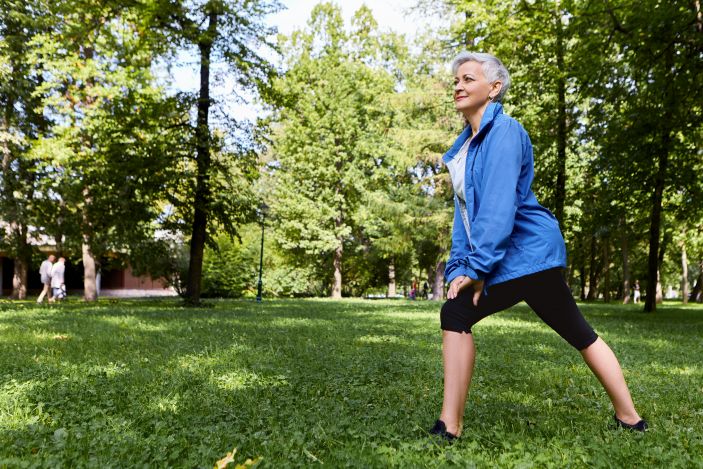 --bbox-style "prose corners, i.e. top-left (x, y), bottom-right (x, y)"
top-left (441, 267), bottom-right (598, 350)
